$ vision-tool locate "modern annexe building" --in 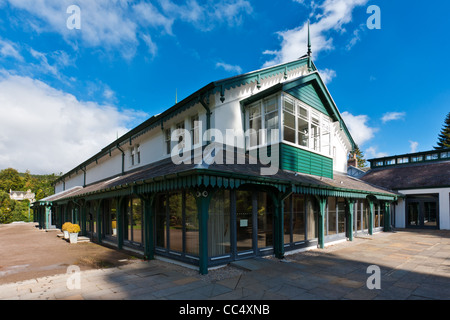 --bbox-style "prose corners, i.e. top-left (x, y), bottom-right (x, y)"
top-left (33, 47), bottom-right (399, 274)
